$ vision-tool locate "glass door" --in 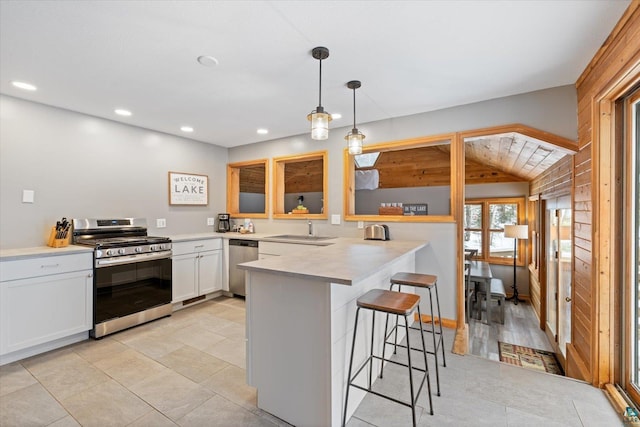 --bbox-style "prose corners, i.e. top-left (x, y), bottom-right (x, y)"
top-left (624, 90), bottom-right (640, 402)
top-left (557, 209), bottom-right (572, 358)
top-left (547, 208), bottom-right (559, 342)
